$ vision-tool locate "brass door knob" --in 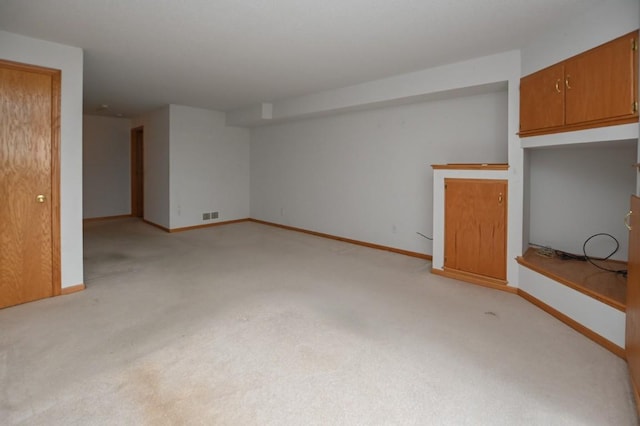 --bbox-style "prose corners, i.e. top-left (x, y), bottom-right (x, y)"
top-left (36, 194), bottom-right (46, 203)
